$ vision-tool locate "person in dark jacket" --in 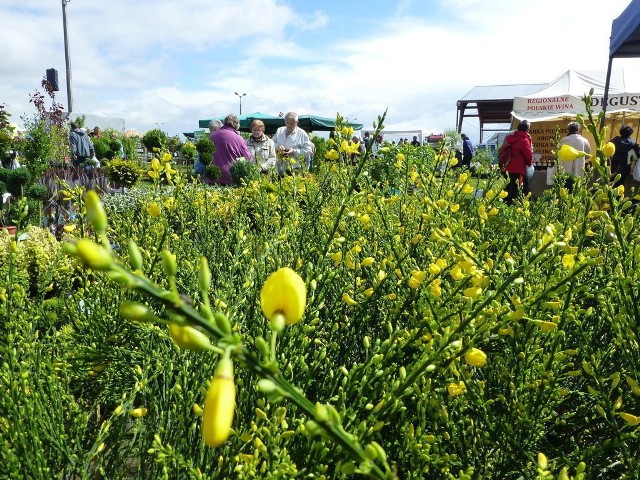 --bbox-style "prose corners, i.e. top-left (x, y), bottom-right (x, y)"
top-left (69, 123), bottom-right (95, 167)
top-left (502, 120), bottom-right (533, 205)
top-left (461, 133), bottom-right (474, 169)
top-left (610, 125), bottom-right (640, 190)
